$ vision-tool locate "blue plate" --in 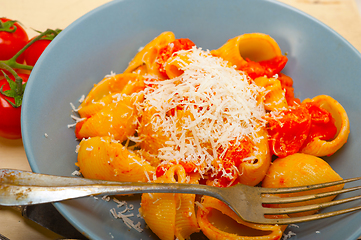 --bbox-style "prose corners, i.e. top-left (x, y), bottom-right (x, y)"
top-left (21, 0), bottom-right (361, 239)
